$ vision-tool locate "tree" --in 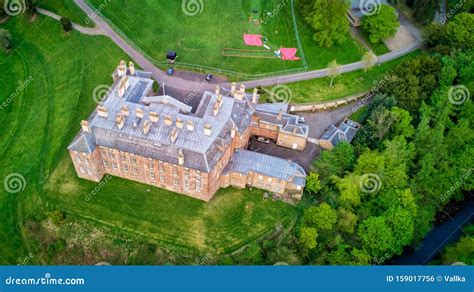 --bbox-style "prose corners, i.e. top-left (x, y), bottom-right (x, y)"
top-left (413, 0), bottom-right (439, 24)
top-left (60, 17), bottom-right (73, 32)
top-left (303, 203), bottom-right (337, 231)
top-left (0, 29), bottom-right (12, 52)
top-left (305, 172), bottom-right (321, 194)
top-left (362, 52), bottom-right (378, 72)
top-left (328, 59), bottom-right (341, 88)
top-left (337, 208), bottom-right (358, 234)
top-left (446, 13), bottom-right (474, 51)
top-left (298, 227), bottom-right (318, 250)
top-left (361, 4), bottom-right (399, 43)
top-left (358, 216), bottom-right (395, 258)
top-left (301, 0), bottom-right (349, 47)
